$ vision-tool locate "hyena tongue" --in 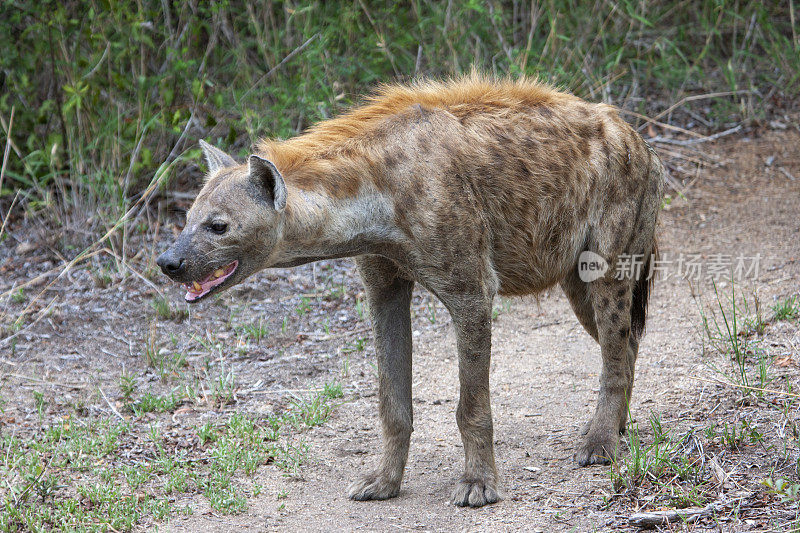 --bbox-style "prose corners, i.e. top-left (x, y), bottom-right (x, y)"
top-left (183, 261), bottom-right (238, 302)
